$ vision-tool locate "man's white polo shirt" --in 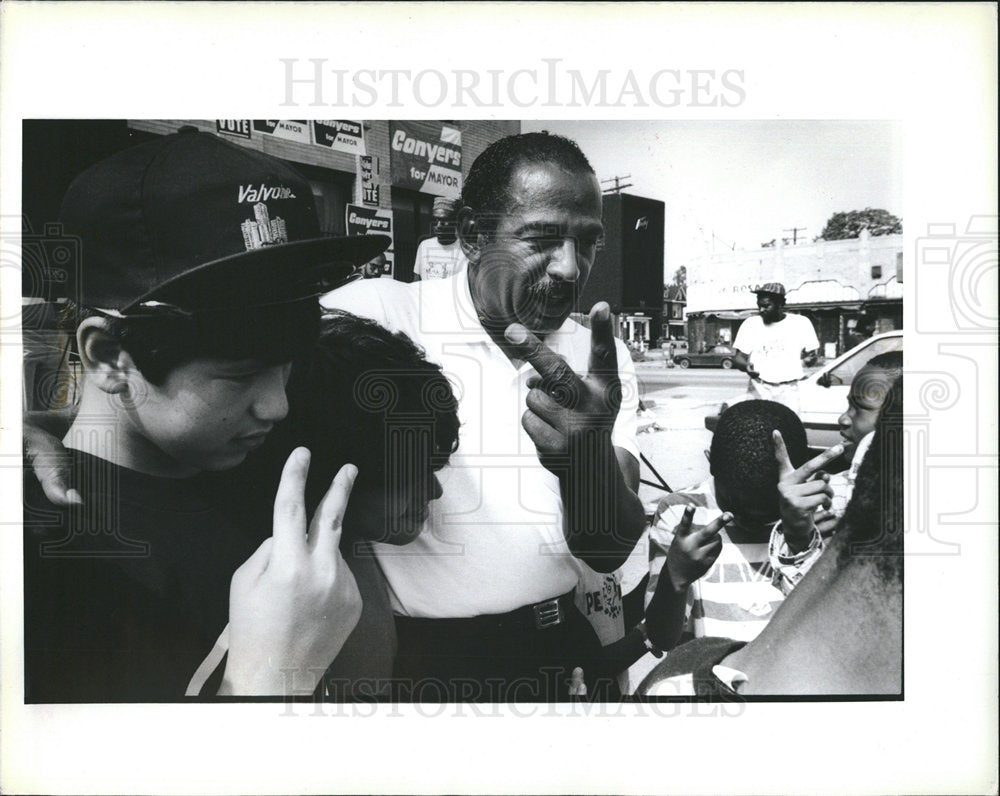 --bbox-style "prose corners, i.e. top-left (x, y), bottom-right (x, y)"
top-left (321, 273), bottom-right (640, 618)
